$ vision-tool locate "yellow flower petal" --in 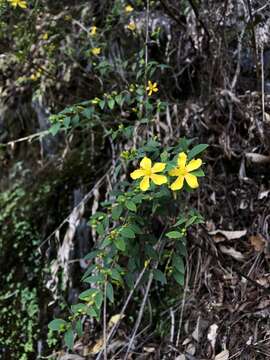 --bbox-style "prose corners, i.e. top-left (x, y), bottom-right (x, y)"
top-left (125, 5), bottom-right (134, 13)
top-left (168, 167), bottom-right (180, 177)
top-left (152, 162), bottom-right (165, 173)
top-left (185, 173), bottom-right (199, 188)
top-left (20, 1), bottom-right (27, 8)
top-left (171, 176), bottom-right (184, 191)
top-left (177, 152), bottom-right (187, 169)
top-left (186, 158), bottom-right (202, 172)
top-left (140, 176), bottom-right (150, 191)
top-left (130, 169), bottom-right (145, 179)
top-left (150, 174), bottom-right (167, 185)
top-left (140, 157), bottom-right (152, 171)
